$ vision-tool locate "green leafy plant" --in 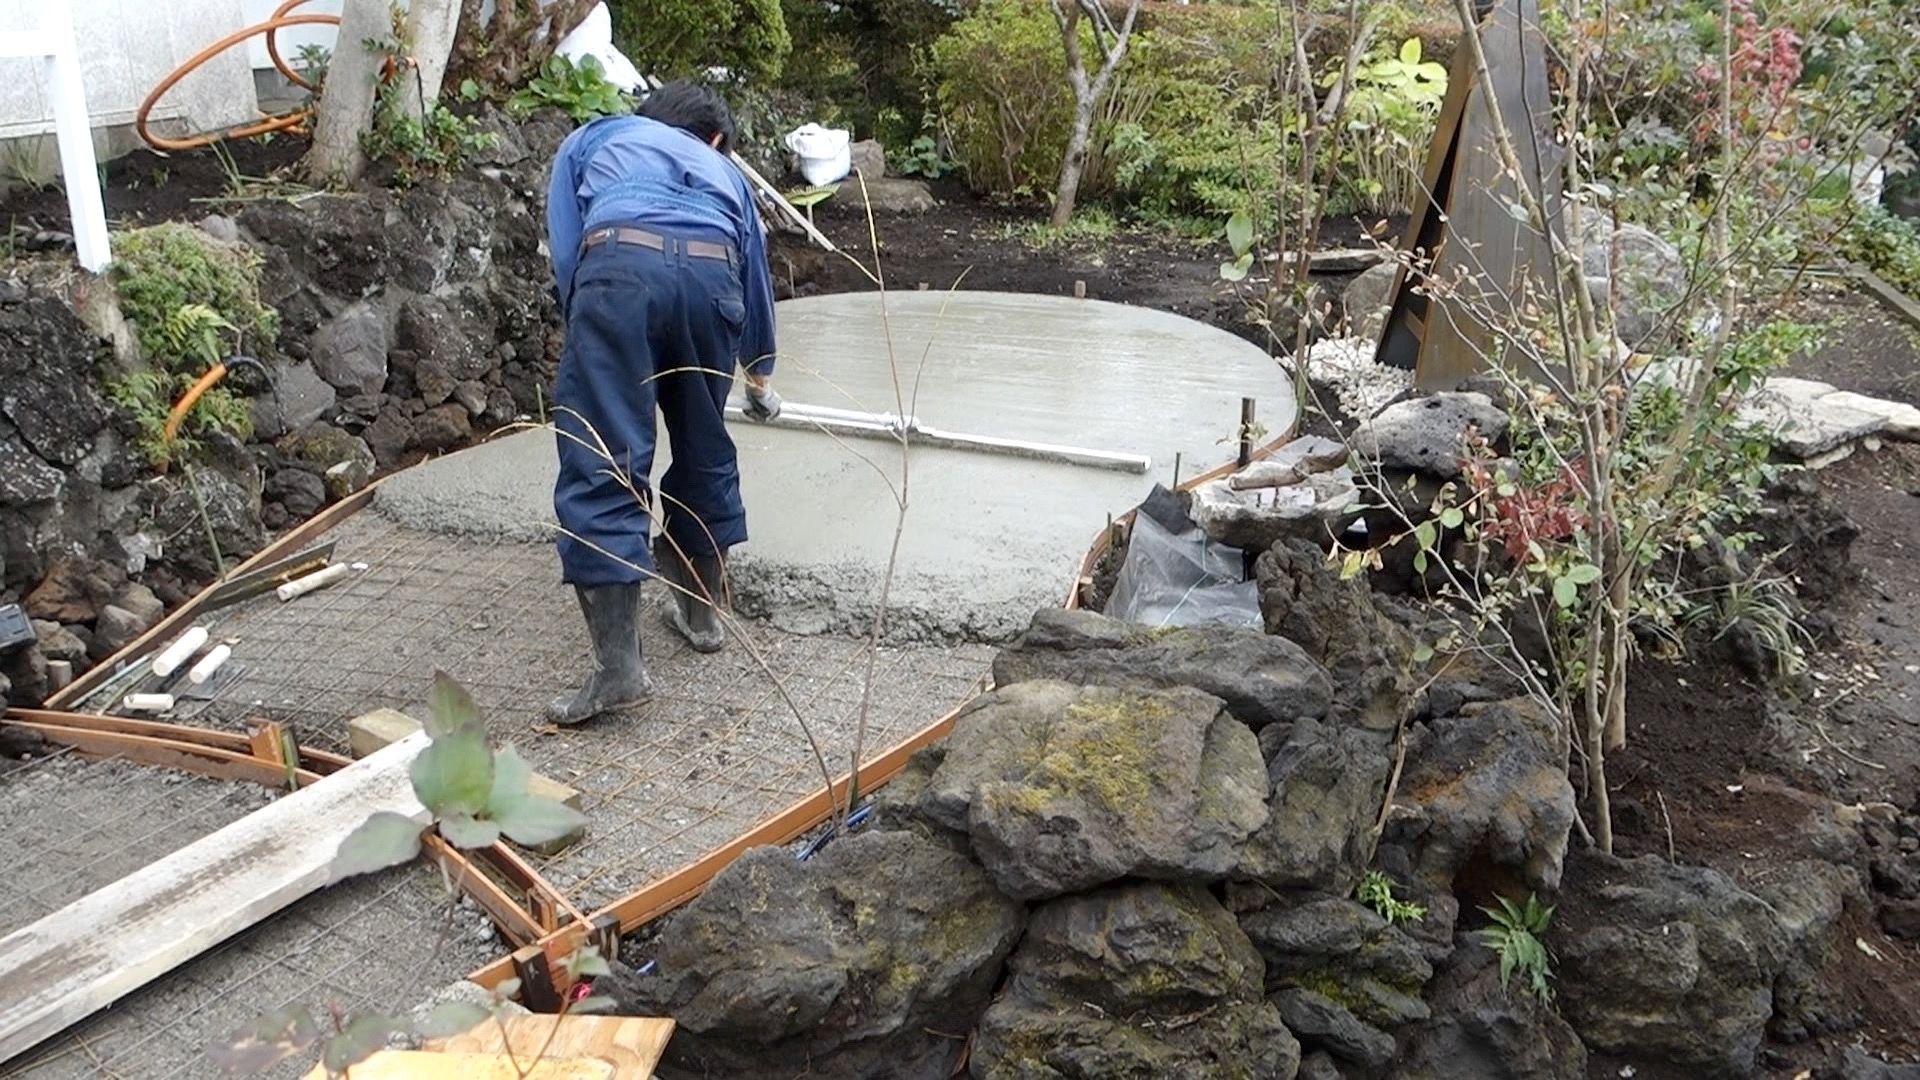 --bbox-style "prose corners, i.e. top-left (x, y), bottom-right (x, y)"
top-left (508, 54), bottom-right (632, 121)
top-left (1478, 893), bottom-right (1554, 1003)
top-left (1842, 204), bottom-right (1920, 298)
top-left (1330, 36), bottom-right (1449, 215)
top-left (1355, 869), bottom-right (1428, 925)
top-left (294, 43), bottom-right (331, 94)
top-left (994, 206), bottom-right (1118, 249)
top-left (1220, 208), bottom-right (1256, 282)
top-left (336, 673), bottom-right (591, 872)
top-left (892, 134), bottom-right (955, 179)
top-left (360, 5), bottom-right (499, 187)
top-left (608, 0), bottom-right (791, 81)
top-left (109, 224), bottom-right (277, 465)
